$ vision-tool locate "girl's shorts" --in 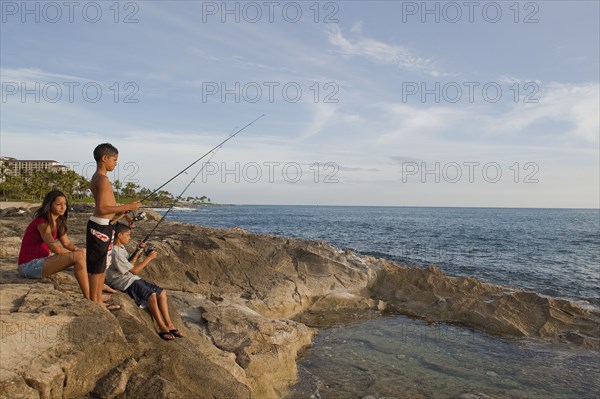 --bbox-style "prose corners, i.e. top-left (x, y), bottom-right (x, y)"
top-left (18, 257), bottom-right (46, 279)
